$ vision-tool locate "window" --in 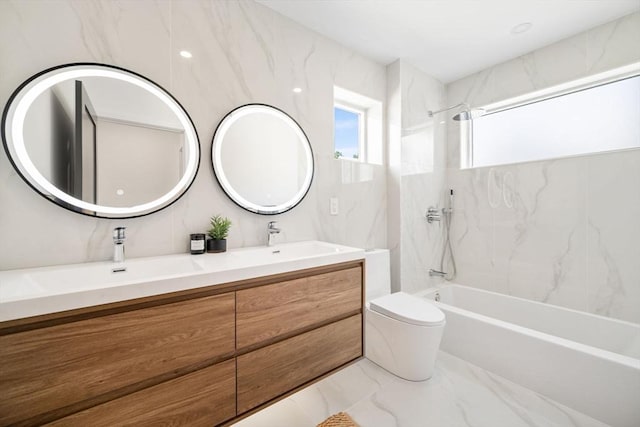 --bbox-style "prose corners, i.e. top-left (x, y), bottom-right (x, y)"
top-left (334, 105), bottom-right (363, 160)
top-left (333, 87), bottom-right (383, 165)
top-left (464, 63), bottom-right (640, 168)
